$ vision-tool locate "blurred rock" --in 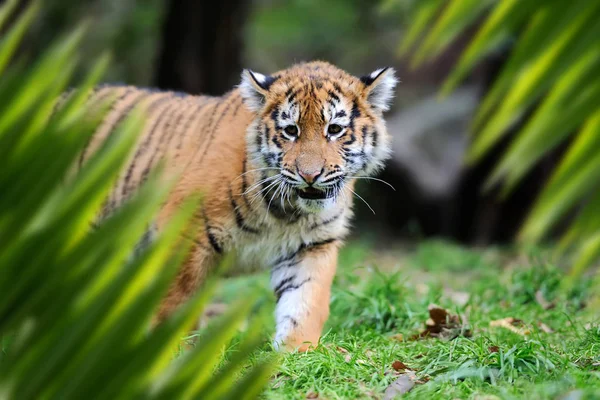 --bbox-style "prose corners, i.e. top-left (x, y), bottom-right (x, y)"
top-left (387, 86), bottom-right (479, 199)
